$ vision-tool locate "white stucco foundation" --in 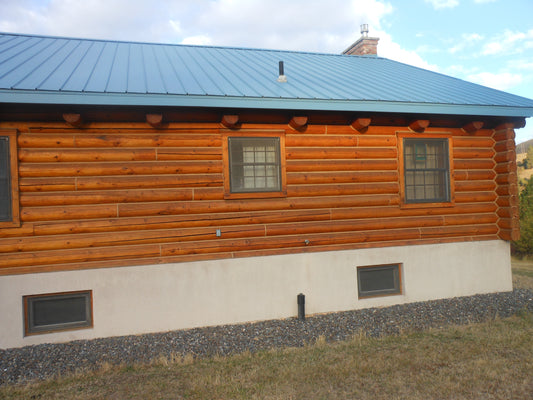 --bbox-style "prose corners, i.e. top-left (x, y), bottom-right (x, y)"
top-left (0, 239), bottom-right (513, 349)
